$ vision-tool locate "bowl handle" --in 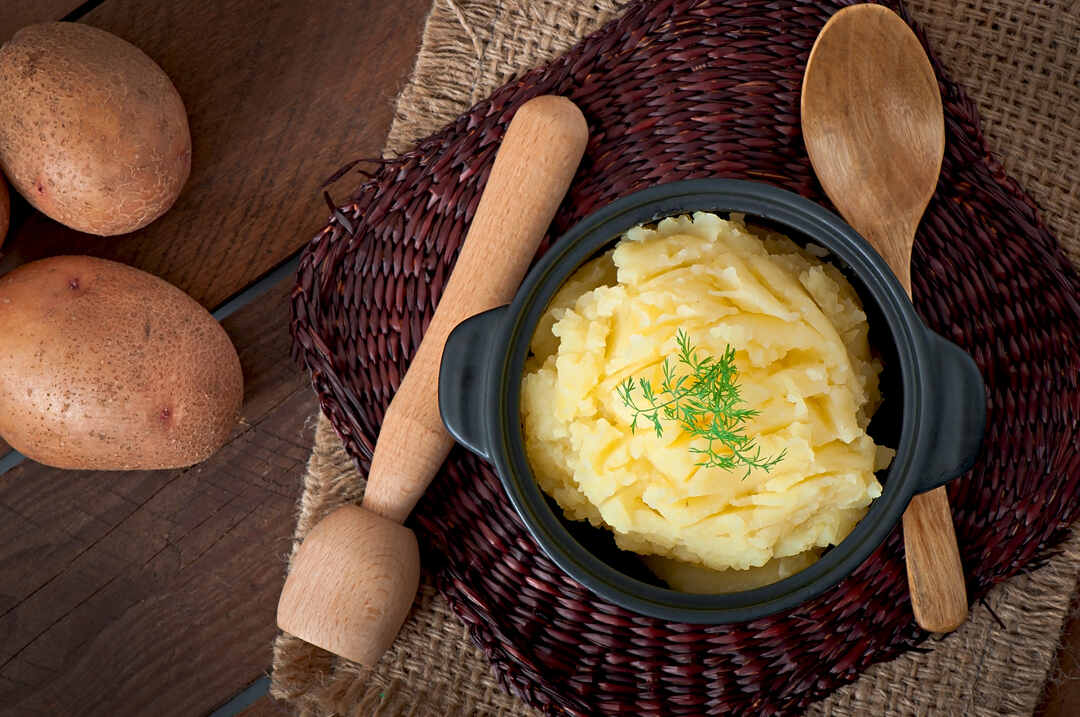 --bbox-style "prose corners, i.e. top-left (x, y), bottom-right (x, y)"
top-left (439, 306), bottom-right (508, 460)
top-left (915, 329), bottom-right (987, 494)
